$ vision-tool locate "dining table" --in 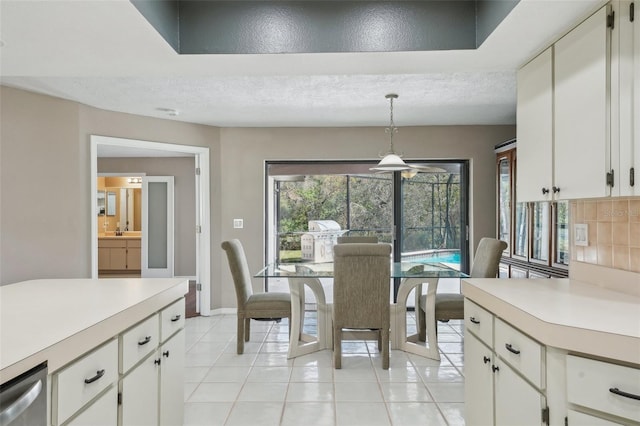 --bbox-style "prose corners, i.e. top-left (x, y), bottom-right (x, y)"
top-left (255, 260), bottom-right (468, 361)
